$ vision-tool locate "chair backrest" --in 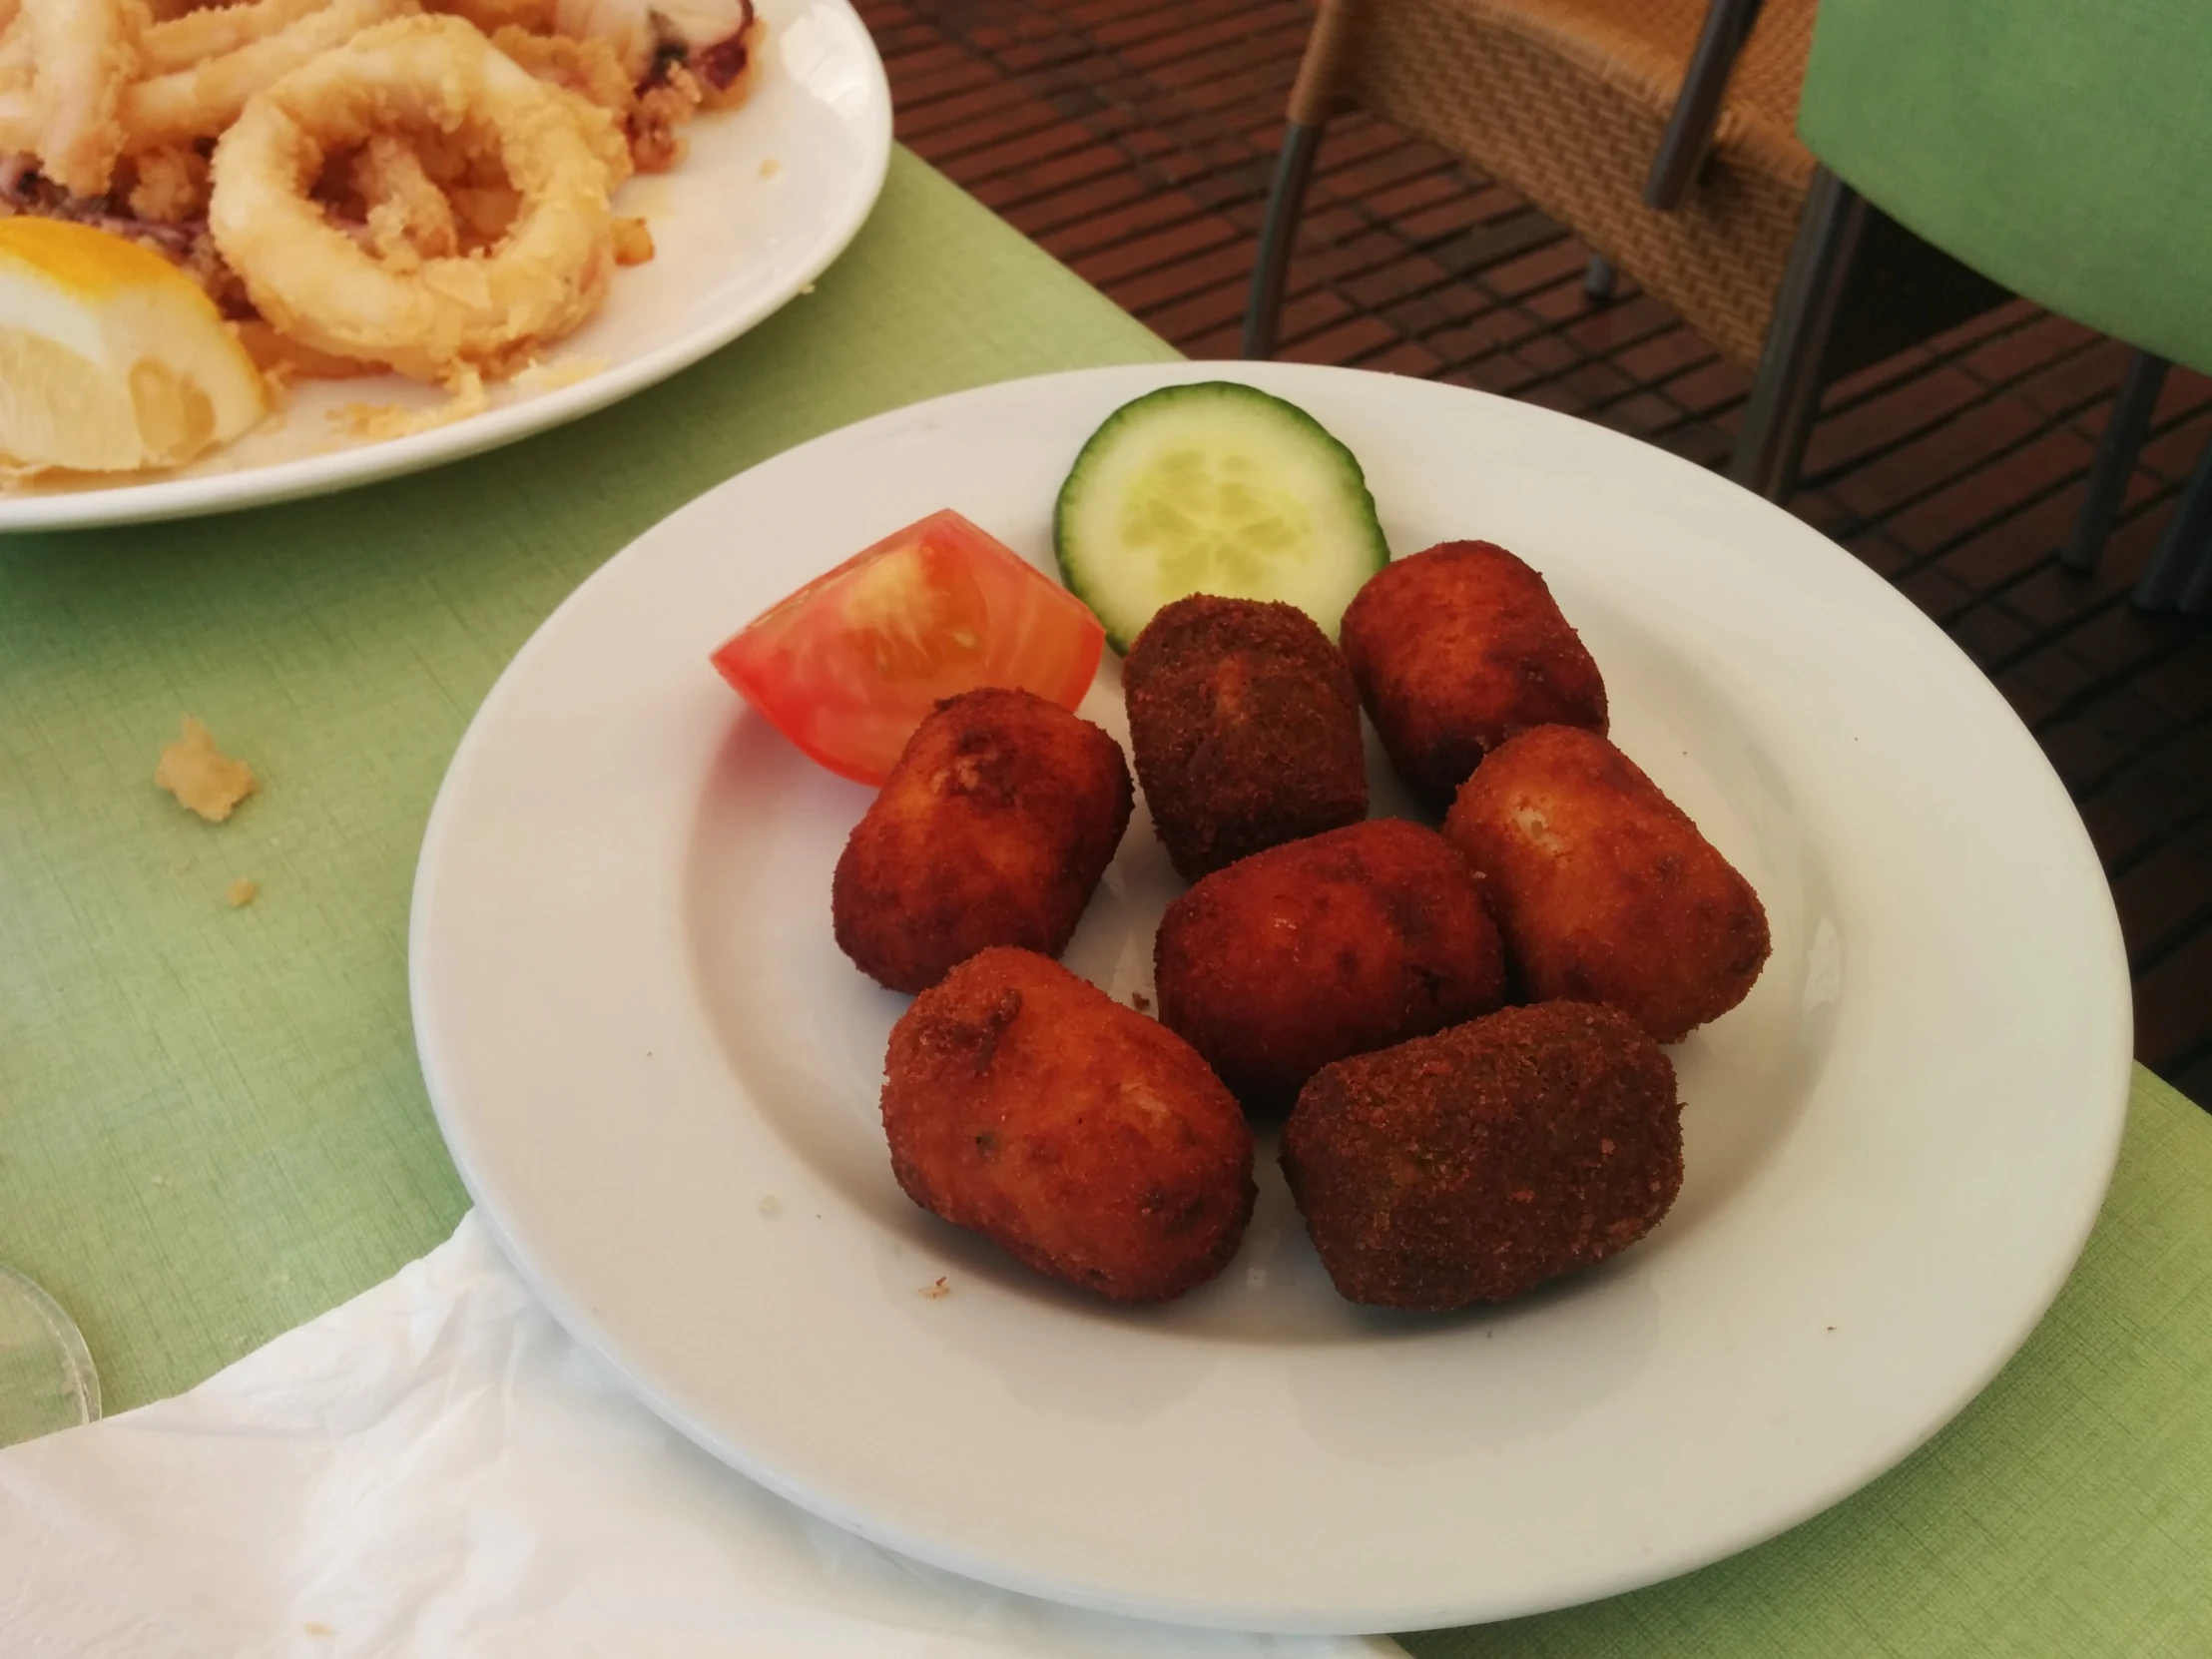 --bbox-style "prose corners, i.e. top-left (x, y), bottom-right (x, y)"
top-left (1798, 0), bottom-right (2212, 375)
